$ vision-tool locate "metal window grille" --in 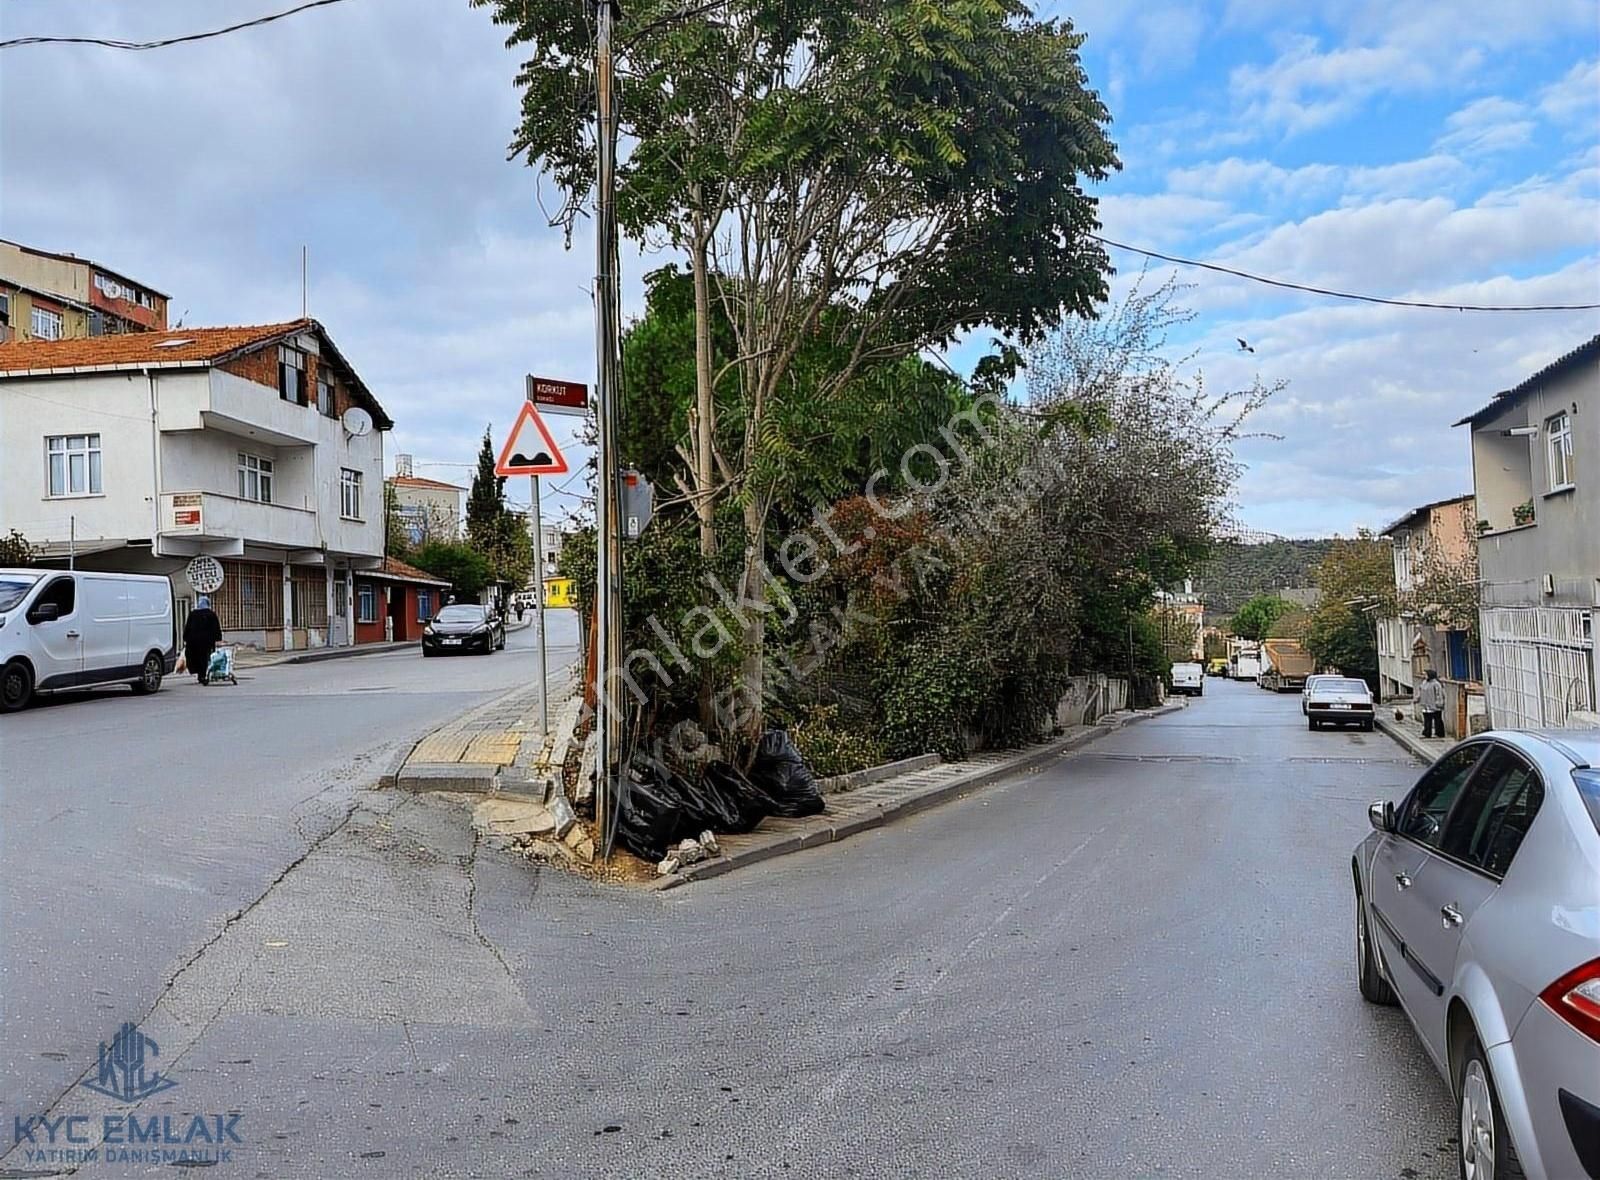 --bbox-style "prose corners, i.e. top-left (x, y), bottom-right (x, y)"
top-left (213, 561), bottom-right (284, 631)
top-left (291, 570), bottom-right (329, 630)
